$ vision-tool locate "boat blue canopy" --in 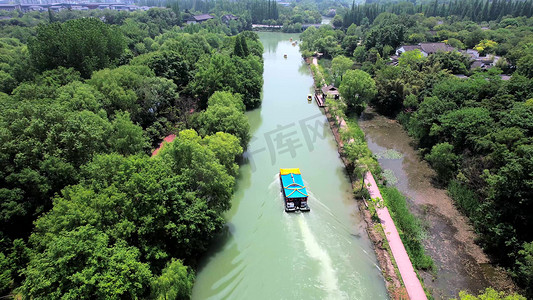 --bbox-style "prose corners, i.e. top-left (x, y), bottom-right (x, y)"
top-left (280, 169), bottom-right (308, 198)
